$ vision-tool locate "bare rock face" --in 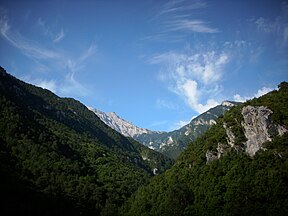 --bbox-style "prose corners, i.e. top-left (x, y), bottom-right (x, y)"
top-left (206, 105), bottom-right (287, 163)
top-left (91, 109), bottom-right (151, 137)
top-left (223, 123), bottom-right (235, 147)
top-left (206, 150), bottom-right (218, 164)
top-left (216, 143), bottom-right (230, 158)
top-left (241, 105), bottom-right (287, 157)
